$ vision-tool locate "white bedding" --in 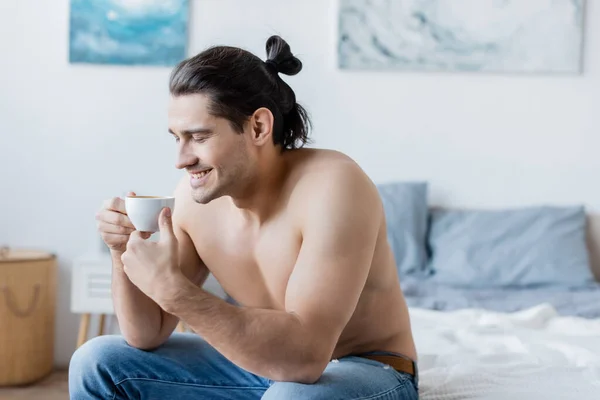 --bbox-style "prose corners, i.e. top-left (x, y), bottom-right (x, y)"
top-left (411, 303), bottom-right (600, 399)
